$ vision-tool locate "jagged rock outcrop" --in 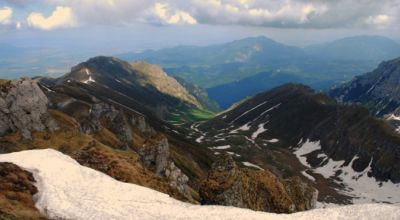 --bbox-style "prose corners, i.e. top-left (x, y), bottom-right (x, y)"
top-left (0, 162), bottom-right (46, 219)
top-left (199, 154), bottom-right (318, 213)
top-left (164, 162), bottom-right (191, 200)
top-left (139, 136), bottom-right (170, 175)
top-left (81, 102), bottom-right (133, 149)
top-left (139, 135), bottom-right (193, 201)
top-left (284, 176), bottom-right (318, 210)
top-left (130, 113), bottom-right (156, 136)
top-left (80, 102), bottom-right (156, 150)
top-left (0, 78), bottom-right (58, 140)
